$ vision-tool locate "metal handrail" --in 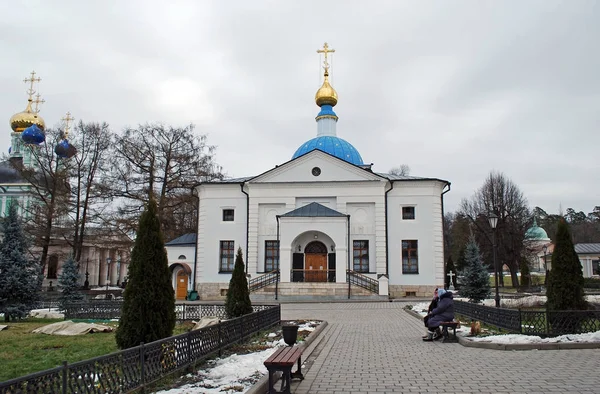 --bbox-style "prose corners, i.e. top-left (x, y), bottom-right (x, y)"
top-left (290, 269), bottom-right (336, 283)
top-left (248, 270), bottom-right (280, 292)
top-left (346, 270), bottom-right (379, 297)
